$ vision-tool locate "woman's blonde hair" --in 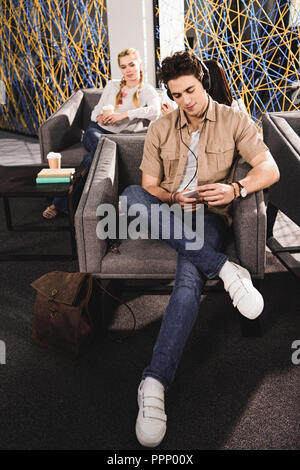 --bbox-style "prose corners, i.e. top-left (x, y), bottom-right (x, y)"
top-left (115, 48), bottom-right (143, 109)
